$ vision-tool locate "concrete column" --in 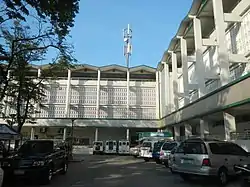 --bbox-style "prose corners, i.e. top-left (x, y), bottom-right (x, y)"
top-left (155, 71), bottom-right (160, 118)
top-left (35, 68), bottom-right (41, 118)
top-left (126, 129), bottom-right (130, 141)
top-left (185, 124), bottom-right (192, 138)
top-left (179, 37), bottom-right (190, 105)
top-left (126, 69), bottom-right (130, 118)
top-left (30, 127), bottom-right (35, 140)
top-left (96, 69), bottom-right (101, 118)
top-left (212, 0), bottom-right (230, 86)
top-left (169, 72), bottom-right (174, 112)
top-left (95, 128), bottom-right (98, 141)
top-left (193, 17), bottom-right (206, 98)
top-left (163, 62), bottom-right (170, 113)
top-left (63, 127), bottom-right (67, 141)
top-left (171, 52), bottom-right (179, 110)
top-left (223, 112), bottom-right (236, 141)
top-left (200, 119), bottom-right (209, 138)
top-left (174, 126), bottom-right (180, 140)
top-left (65, 69), bottom-right (71, 117)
